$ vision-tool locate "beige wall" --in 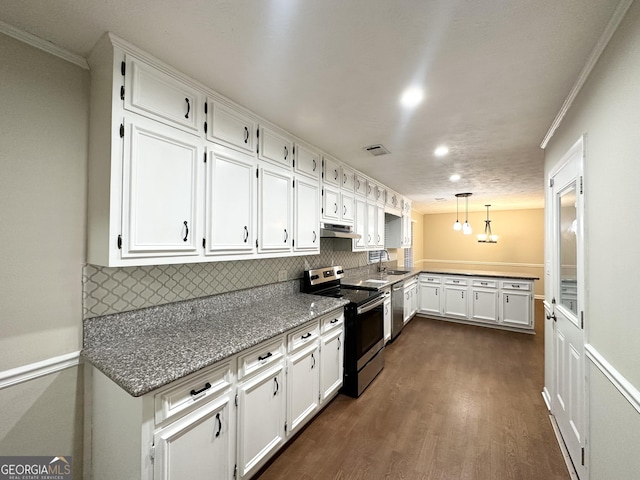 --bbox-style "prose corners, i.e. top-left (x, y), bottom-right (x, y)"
top-left (419, 208), bottom-right (544, 296)
top-left (0, 33), bottom-right (87, 470)
top-left (544, 2), bottom-right (640, 478)
top-left (411, 209), bottom-right (424, 263)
